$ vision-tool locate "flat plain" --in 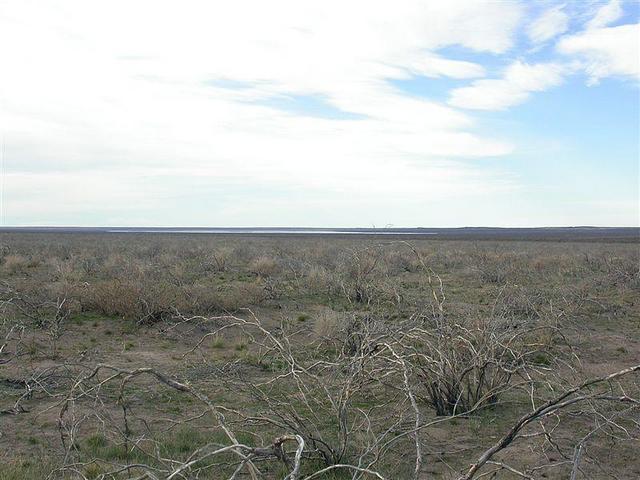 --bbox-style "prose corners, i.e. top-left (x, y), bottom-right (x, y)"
top-left (0, 231), bottom-right (638, 479)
